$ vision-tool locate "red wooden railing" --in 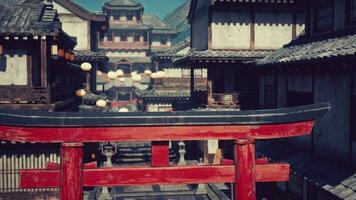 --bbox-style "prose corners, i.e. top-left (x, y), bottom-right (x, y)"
top-left (0, 119), bottom-right (318, 200)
